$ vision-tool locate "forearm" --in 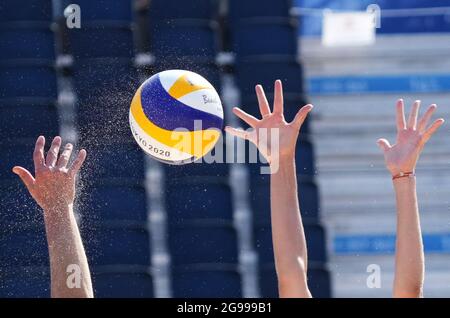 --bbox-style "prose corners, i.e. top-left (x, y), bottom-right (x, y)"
top-left (44, 204), bottom-right (93, 298)
top-left (270, 155), bottom-right (311, 298)
top-left (393, 176), bottom-right (424, 298)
